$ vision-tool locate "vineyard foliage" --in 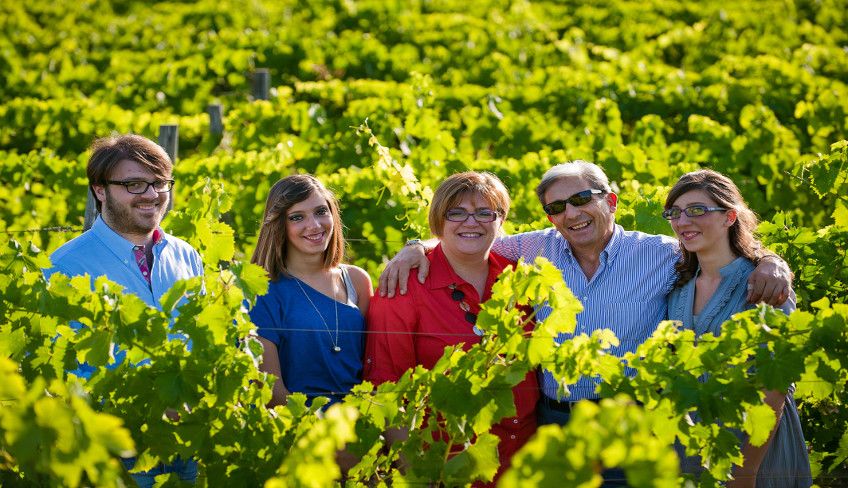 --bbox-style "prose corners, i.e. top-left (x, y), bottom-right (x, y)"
top-left (1, 0), bottom-right (848, 486)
